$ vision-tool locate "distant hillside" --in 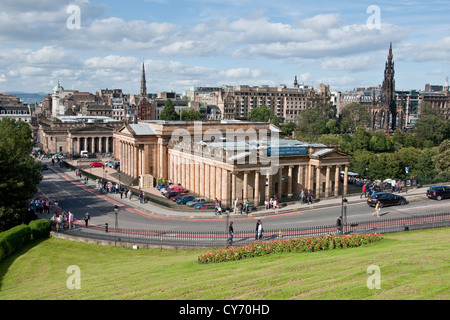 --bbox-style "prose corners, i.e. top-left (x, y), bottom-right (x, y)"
top-left (5, 91), bottom-right (48, 104)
